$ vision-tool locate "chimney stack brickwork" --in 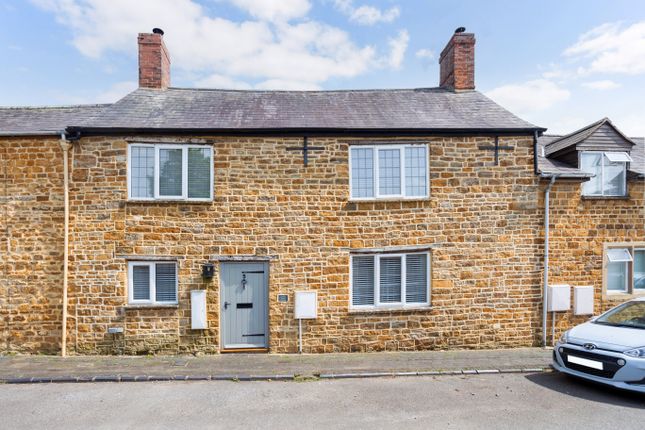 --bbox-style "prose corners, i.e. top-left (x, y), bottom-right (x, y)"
top-left (439, 32), bottom-right (475, 91)
top-left (138, 32), bottom-right (171, 89)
